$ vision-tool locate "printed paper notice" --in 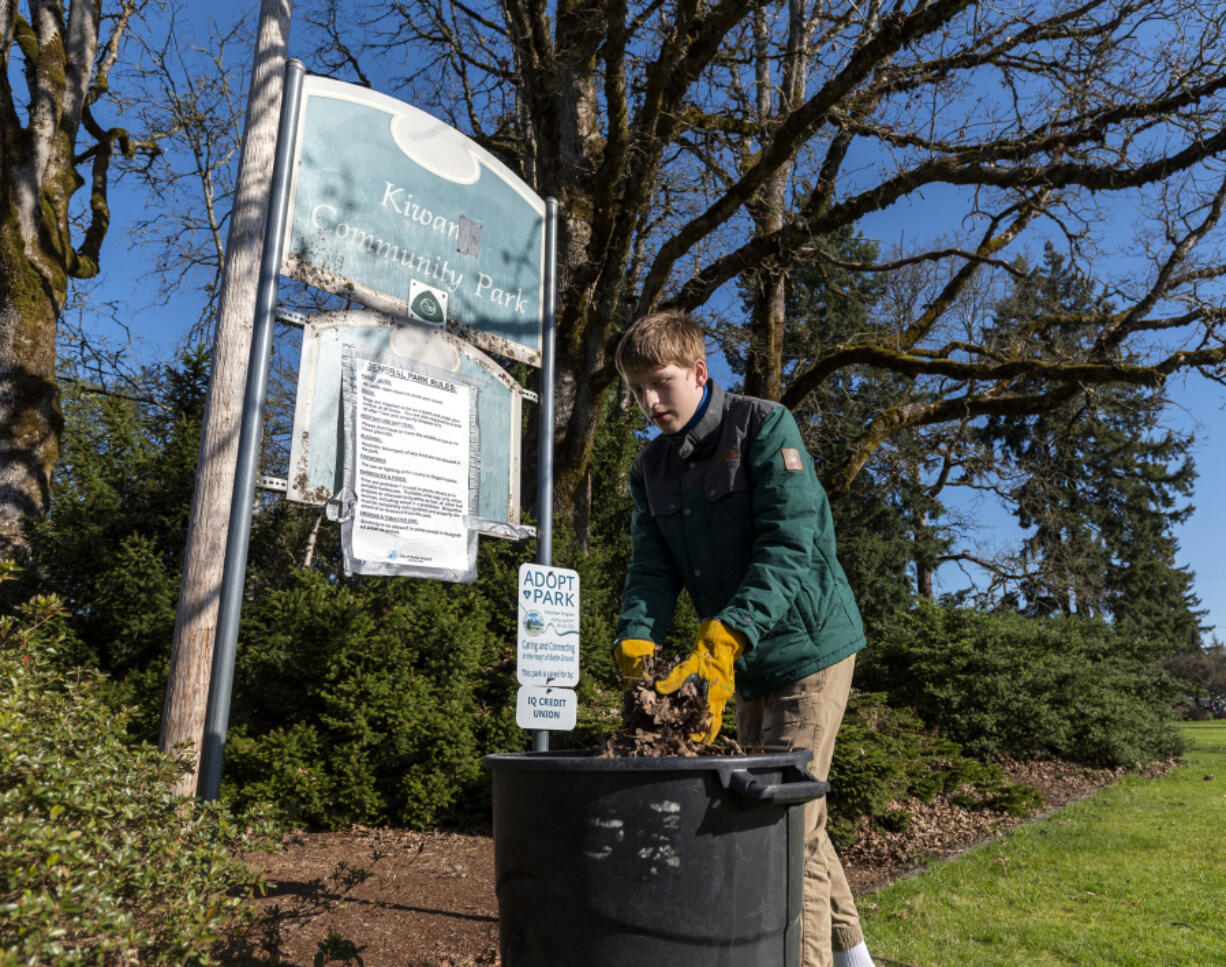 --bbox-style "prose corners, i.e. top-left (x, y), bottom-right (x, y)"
top-left (348, 353), bottom-right (477, 577)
